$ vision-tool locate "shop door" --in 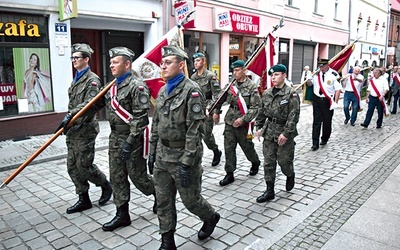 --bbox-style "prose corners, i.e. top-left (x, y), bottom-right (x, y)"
top-left (103, 31), bottom-right (144, 83)
top-left (292, 43), bottom-right (314, 84)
